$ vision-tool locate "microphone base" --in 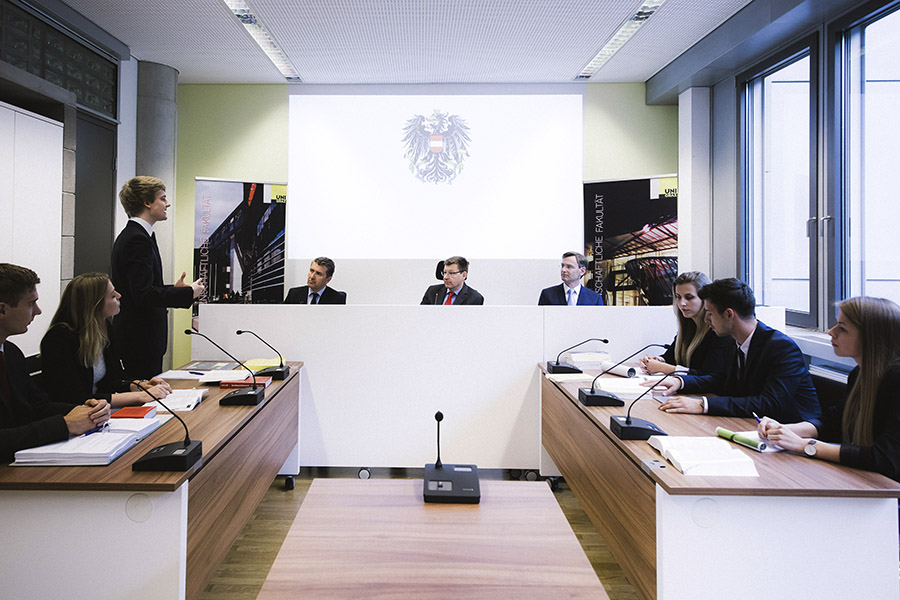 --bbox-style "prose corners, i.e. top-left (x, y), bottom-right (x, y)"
top-left (578, 388), bottom-right (624, 406)
top-left (546, 361), bottom-right (582, 374)
top-left (254, 365), bottom-right (290, 380)
top-left (132, 440), bottom-right (202, 471)
top-left (423, 463), bottom-right (481, 504)
top-left (610, 415), bottom-right (667, 440)
top-left (219, 386), bottom-right (266, 406)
